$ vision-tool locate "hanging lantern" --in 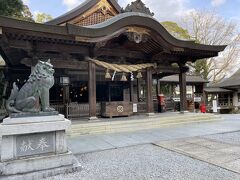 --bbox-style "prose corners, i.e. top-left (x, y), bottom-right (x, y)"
top-left (136, 71), bottom-right (143, 79)
top-left (105, 69), bottom-right (111, 79)
top-left (120, 72), bottom-right (127, 81)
